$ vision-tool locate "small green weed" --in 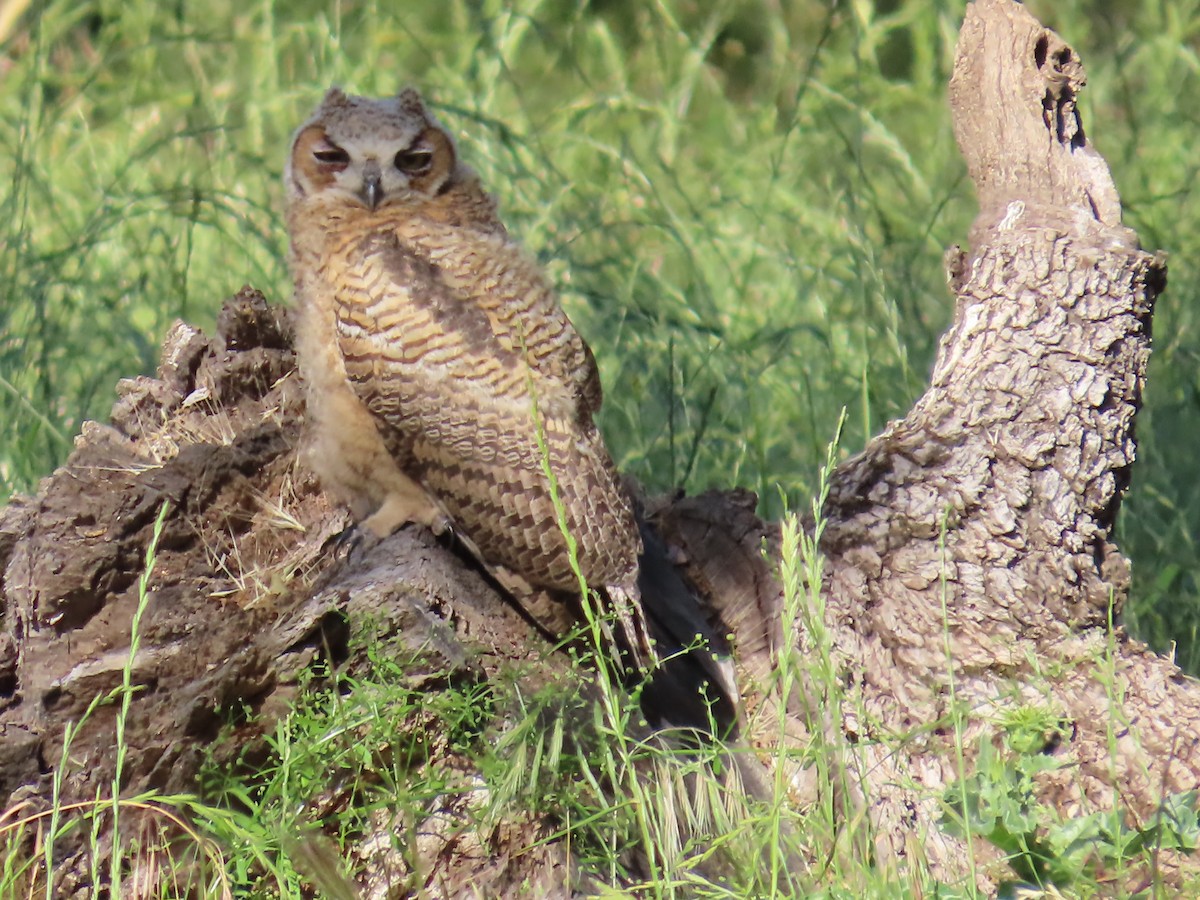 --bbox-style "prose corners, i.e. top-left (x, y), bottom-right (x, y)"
top-left (942, 722), bottom-right (1199, 895)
